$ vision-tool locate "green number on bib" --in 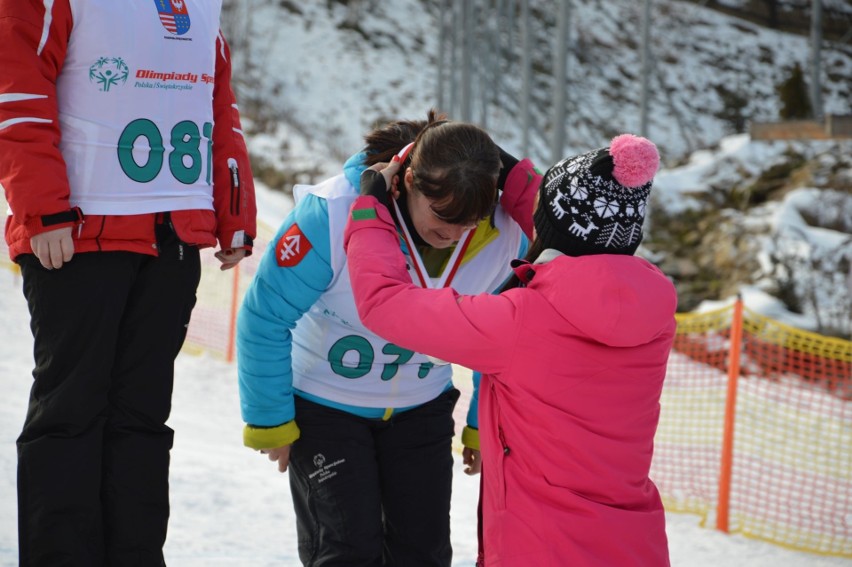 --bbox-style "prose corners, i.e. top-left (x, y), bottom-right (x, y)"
top-left (328, 335), bottom-right (374, 379)
top-left (203, 121), bottom-right (213, 185)
top-left (169, 120), bottom-right (202, 184)
top-left (418, 362), bottom-right (434, 379)
top-left (380, 344), bottom-right (414, 381)
top-left (117, 119), bottom-right (212, 184)
top-left (117, 119), bottom-right (164, 183)
top-left (328, 335), bottom-right (435, 381)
